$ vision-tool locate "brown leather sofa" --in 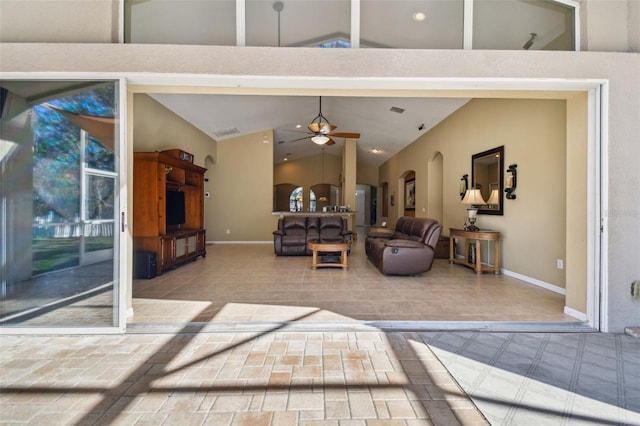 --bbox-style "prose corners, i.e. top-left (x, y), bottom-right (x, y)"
top-left (273, 216), bottom-right (353, 256)
top-left (365, 216), bottom-right (442, 275)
